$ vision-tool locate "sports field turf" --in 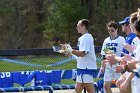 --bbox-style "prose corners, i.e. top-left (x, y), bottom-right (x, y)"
top-left (0, 54), bottom-right (102, 86)
top-left (0, 54), bottom-right (101, 72)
